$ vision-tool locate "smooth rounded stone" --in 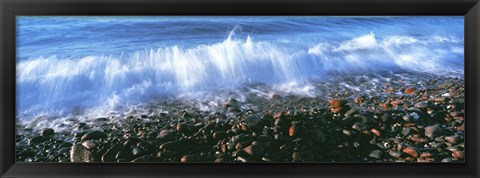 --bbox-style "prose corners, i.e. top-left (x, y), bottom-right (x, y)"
top-left (402, 114), bottom-right (419, 123)
top-left (28, 136), bottom-right (45, 145)
top-left (102, 143), bottom-right (124, 162)
top-left (342, 129), bottom-right (352, 136)
top-left (402, 146), bottom-right (419, 158)
top-left (180, 155), bottom-right (196, 163)
top-left (404, 87), bottom-right (416, 94)
top-left (236, 156), bottom-right (249, 162)
top-left (289, 124), bottom-right (298, 137)
top-left (452, 150), bottom-right (464, 159)
top-left (81, 131), bottom-right (108, 141)
top-left (328, 99), bottom-right (345, 108)
top-left (388, 151), bottom-right (402, 158)
top-left (132, 147), bottom-right (142, 156)
top-left (420, 152), bottom-right (433, 158)
top-left (344, 109), bottom-right (357, 117)
top-left (370, 128), bottom-right (381, 137)
top-left (424, 124), bottom-right (442, 139)
top-left (402, 128), bottom-right (412, 136)
top-left (41, 128), bottom-right (55, 137)
top-left (414, 101), bottom-right (429, 109)
top-left (445, 135), bottom-right (461, 144)
top-left (70, 144), bottom-right (91, 162)
top-left (292, 152), bottom-right (303, 161)
top-left (351, 122), bottom-right (365, 131)
top-left (157, 130), bottom-right (176, 142)
top-left (261, 157), bottom-right (273, 162)
top-left (434, 136), bottom-right (444, 142)
top-left (212, 131), bottom-right (227, 140)
top-left (369, 150), bottom-right (383, 159)
top-left (442, 157), bottom-right (453, 162)
top-left (81, 140), bottom-right (96, 150)
top-left (243, 144), bottom-right (264, 157)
